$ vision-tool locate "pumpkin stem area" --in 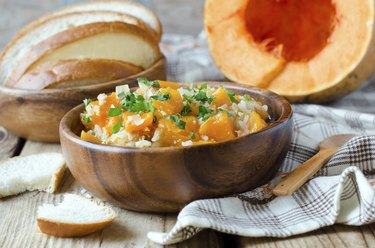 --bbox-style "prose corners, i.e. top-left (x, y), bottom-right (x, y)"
top-left (245, 0), bottom-right (336, 62)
